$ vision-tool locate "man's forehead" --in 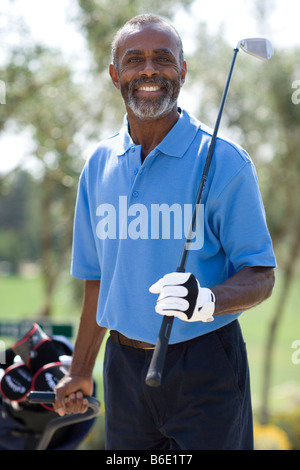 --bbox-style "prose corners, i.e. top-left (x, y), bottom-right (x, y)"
top-left (118, 22), bottom-right (180, 56)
